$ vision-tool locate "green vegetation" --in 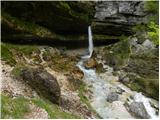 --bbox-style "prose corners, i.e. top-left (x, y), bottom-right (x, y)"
top-left (78, 84), bottom-right (99, 117)
top-left (132, 21), bottom-right (159, 45)
top-left (2, 42), bottom-right (38, 56)
top-left (32, 98), bottom-right (81, 119)
top-left (1, 94), bottom-right (81, 119)
top-left (104, 38), bottom-right (131, 69)
top-left (144, 1), bottom-right (159, 14)
top-left (1, 43), bottom-right (16, 66)
top-left (2, 11), bottom-right (55, 38)
top-left (127, 77), bottom-right (159, 100)
top-left (1, 94), bottom-right (30, 119)
top-left (1, 42), bottom-right (39, 66)
top-left (148, 21), bottom-right (159, 45)
top-left (12, 65), bottom-right (28, 78)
